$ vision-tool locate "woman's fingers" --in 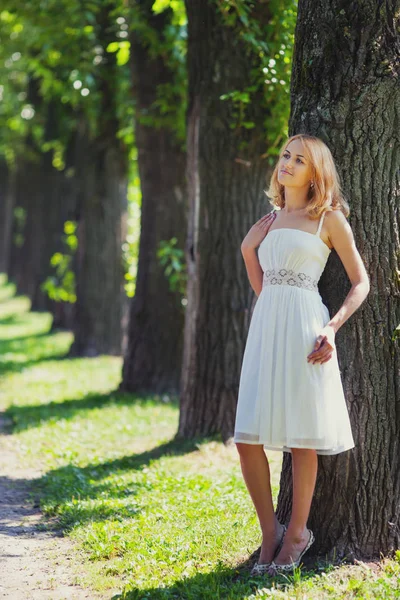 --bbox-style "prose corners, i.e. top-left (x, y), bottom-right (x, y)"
top-left (257, 217), bottom-right (269, 225)
top-left (255, 219), bottom-right (273, 231)
top-left (320, 355), bottom-right (333, 364)
top-left (310, 348), bottom-right (333, 364)
top-left (308, 339), bottom-right (334, 364)
top-left (257, 213), bottom-right (276, 228)
top-left (317, 353), bottom-right (333, 364)
top-left (258, 212), bottom-right (275, 222)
